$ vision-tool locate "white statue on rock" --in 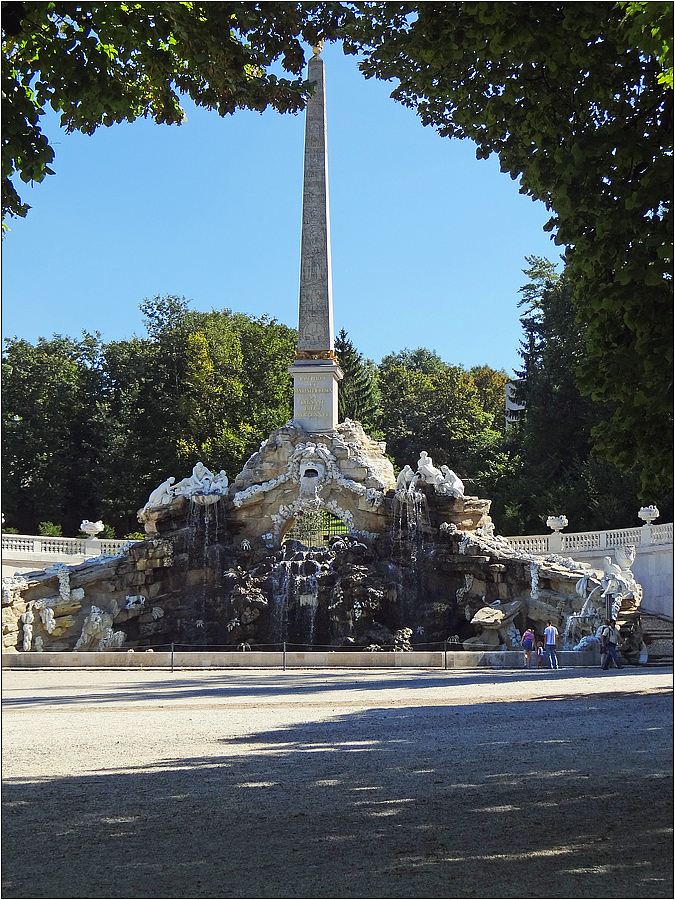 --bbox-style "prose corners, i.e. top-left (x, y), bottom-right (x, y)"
top-left (143, 476), bottom-right (176, 511)
top-left (395, 465), bottom-right (417, 495)
top-left (213, 470), bottom-right (229, 492)
top-left (601, 555), bottom-right (637, 598)
top-left (398, 451), bottom-right (466, 499)
top-left (417, 451), bottom-right (442, 484)
top-left (142, 463), bottom-right (230, 512)
top-left (437, 465), bottom-right (465, 499)
top-left (172, 461), bottom-right (210, 496)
